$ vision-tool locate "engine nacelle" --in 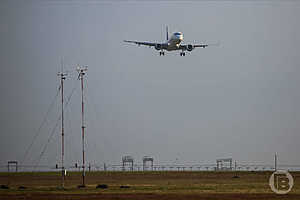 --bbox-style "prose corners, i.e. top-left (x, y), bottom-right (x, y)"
top-left (155, 44), bottom-right (162, 50)
top-left (187, 44), bottom-right (194, 51)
